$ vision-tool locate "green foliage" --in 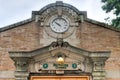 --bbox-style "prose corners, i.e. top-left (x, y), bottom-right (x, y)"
top-left (101, 0), bottom-right (120, 28)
